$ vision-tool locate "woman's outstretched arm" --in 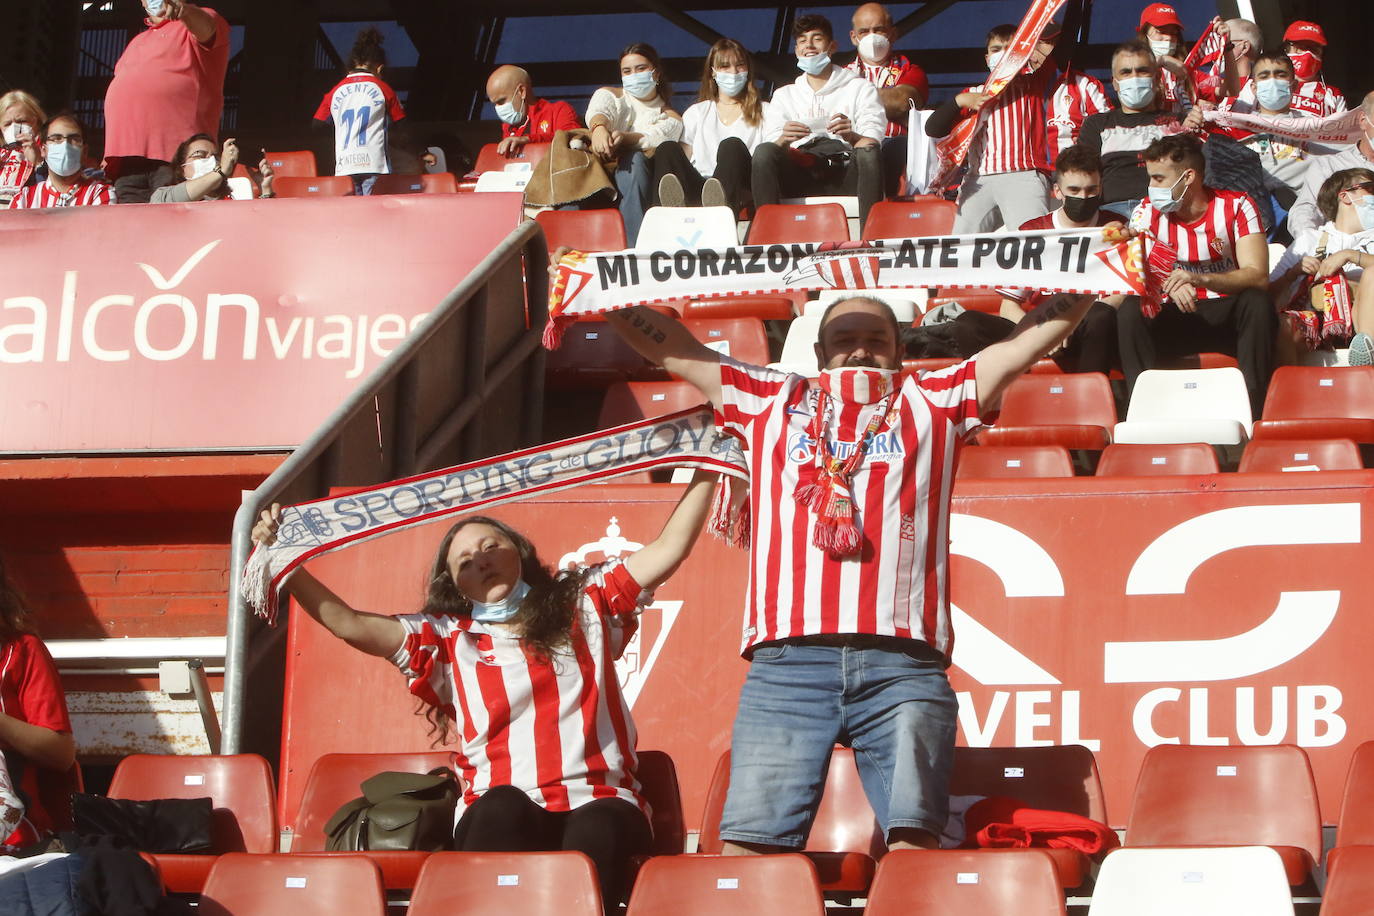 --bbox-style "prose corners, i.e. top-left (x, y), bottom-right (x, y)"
top-left (623, 471), bottom-right (724, 591)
